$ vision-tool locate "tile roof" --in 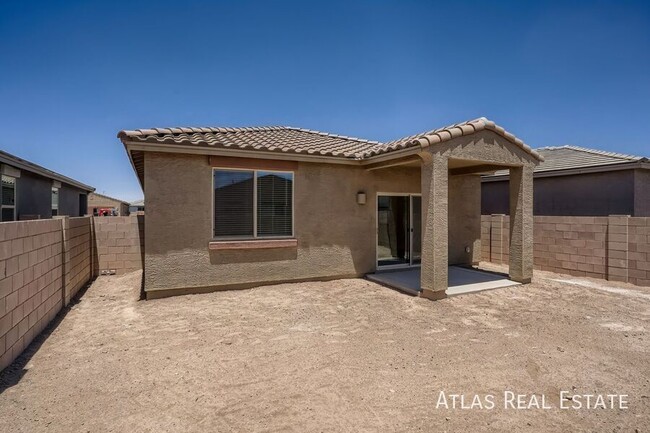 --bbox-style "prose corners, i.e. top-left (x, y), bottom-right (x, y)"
top-left (118, 117), bottom-right (543, 162)
top-left (119, 126), bottom-right (381, 159)
top-left (363, 117), bottom-right (542, 160)
top-left (487, 145), bottom-right (648, 177)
